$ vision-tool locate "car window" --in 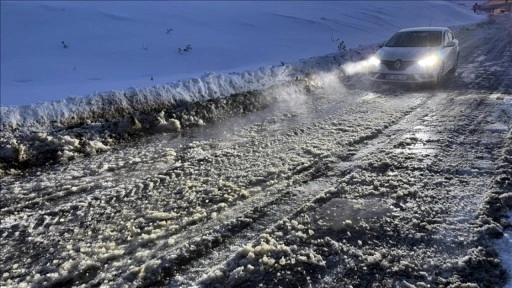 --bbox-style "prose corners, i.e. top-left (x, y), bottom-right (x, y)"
top-left (385, 31), bottom-right (442, 47)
